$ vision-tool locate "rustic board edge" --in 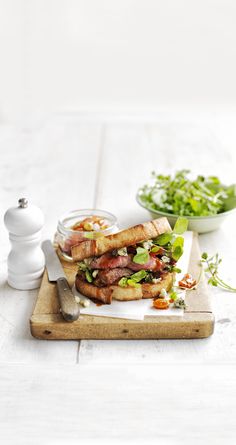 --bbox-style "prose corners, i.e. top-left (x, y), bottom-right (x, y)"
top-left (30, 312), bottom-right (214, 340)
